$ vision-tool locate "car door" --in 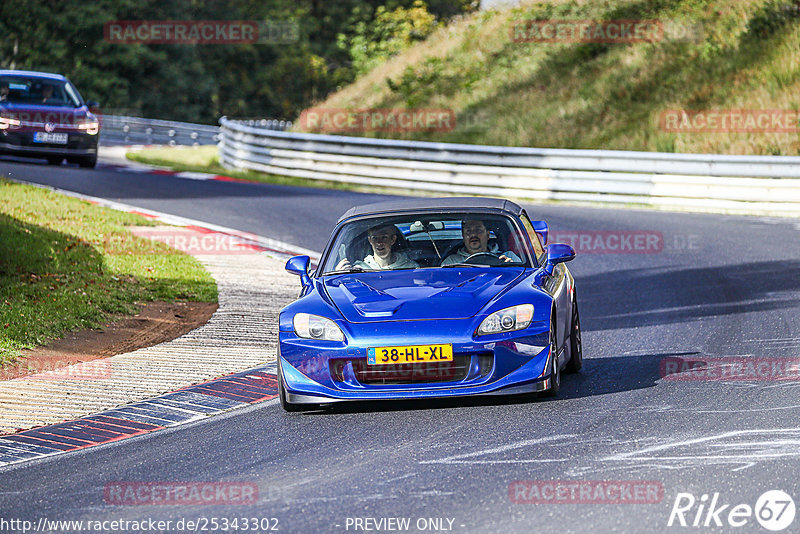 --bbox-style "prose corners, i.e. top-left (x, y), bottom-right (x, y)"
top-left (520, 211), bottom-right (570, 352)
